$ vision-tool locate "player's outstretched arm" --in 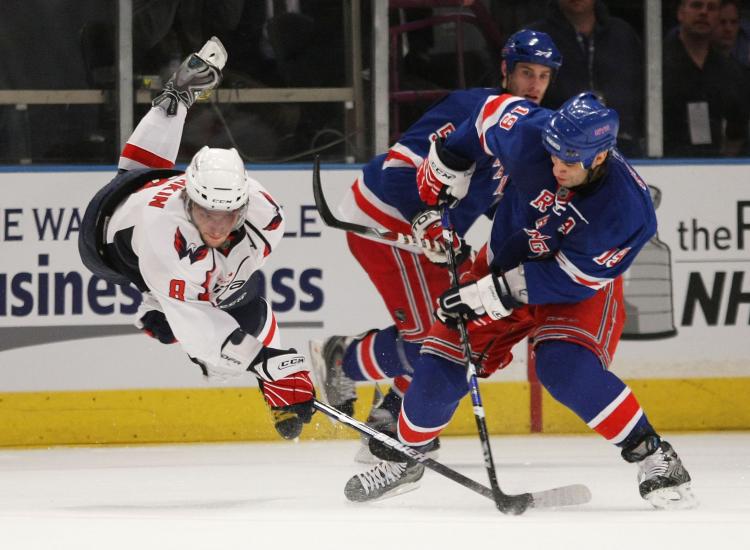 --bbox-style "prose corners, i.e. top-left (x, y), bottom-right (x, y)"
top-left (215, 330), bottom-right (316, 440)
top-left (118, 37), bottom-right (228, 171)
